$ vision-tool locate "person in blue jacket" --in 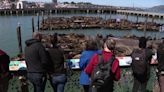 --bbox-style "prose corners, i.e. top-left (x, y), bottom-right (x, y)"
top-left (79, 39), bottom-right (100, 92)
